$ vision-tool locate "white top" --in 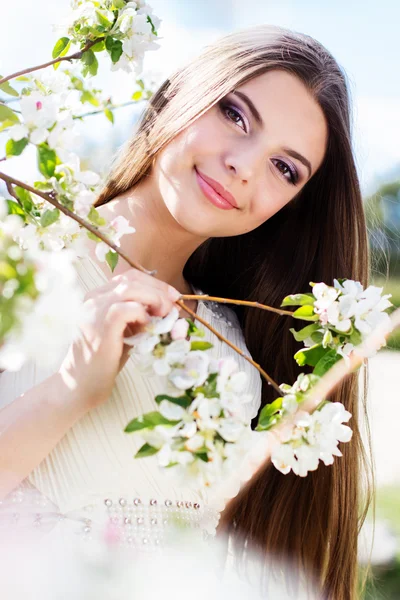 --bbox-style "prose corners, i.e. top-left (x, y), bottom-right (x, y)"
top-left (0, 255), bottom-right (262, 549)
